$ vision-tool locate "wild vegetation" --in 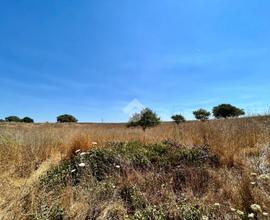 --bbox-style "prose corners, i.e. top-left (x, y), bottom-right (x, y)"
top-left (0, 114), bottom-right (270, 219)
